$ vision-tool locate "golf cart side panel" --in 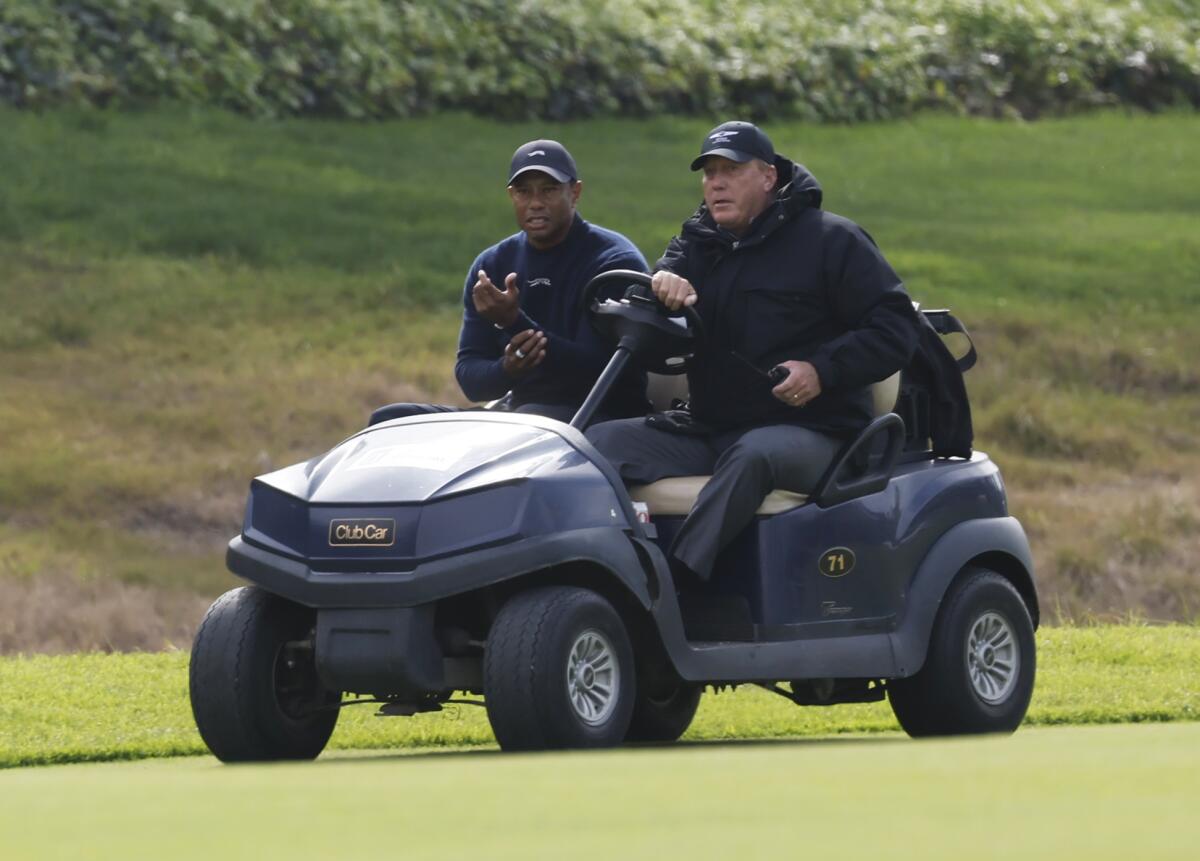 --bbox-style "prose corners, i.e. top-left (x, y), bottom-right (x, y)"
top-left (889, 515), bottom-right (1036, 678)
top-left (652, 453), bottom-right (1007, 632)
top-left (644, 455), bottom-right (1018, 683)
top-left (227, 525), bottom-right (654, 609)
top-left (651, 604), bottom-right (900, 682)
